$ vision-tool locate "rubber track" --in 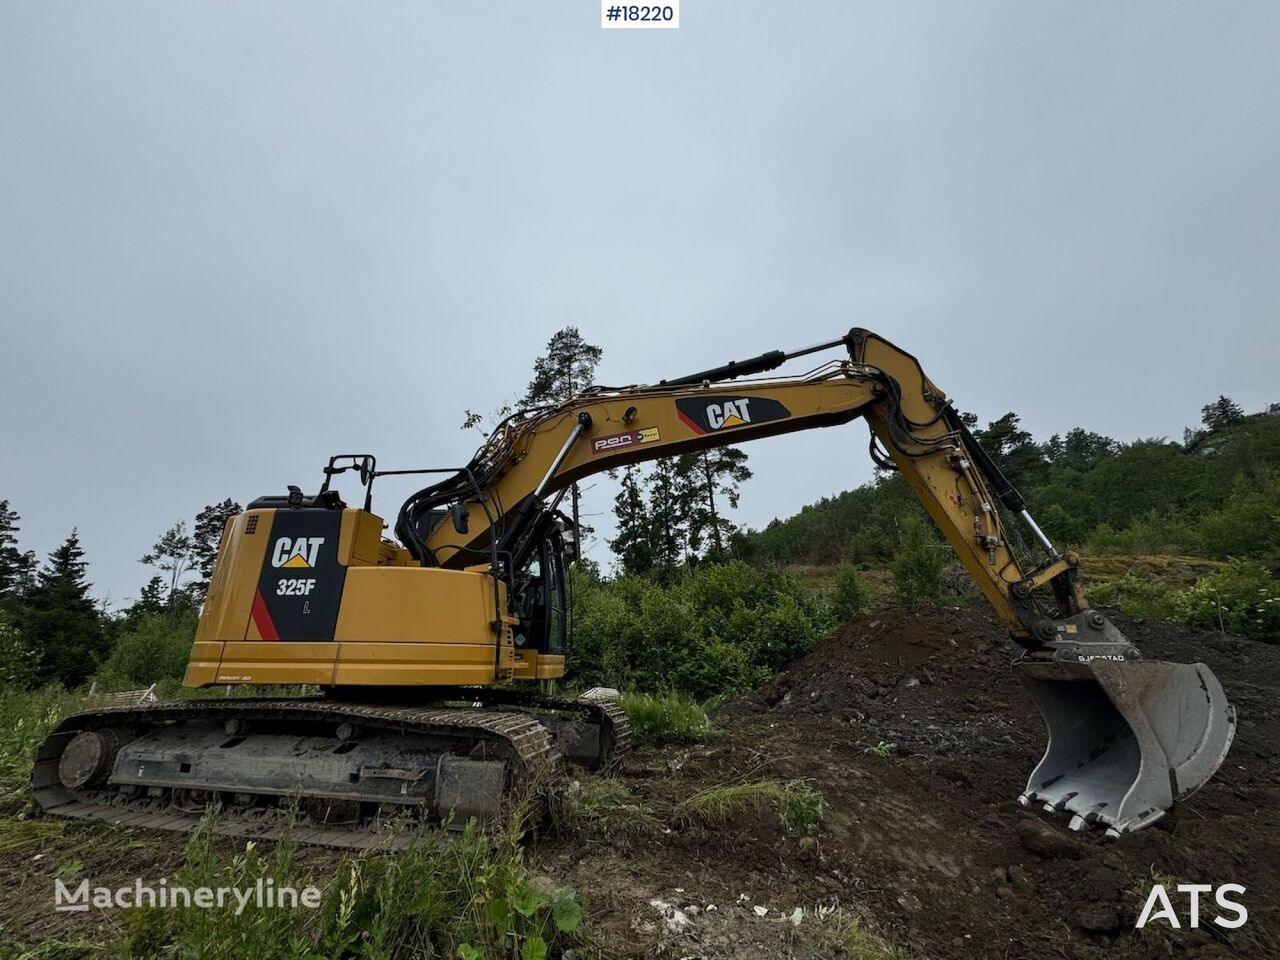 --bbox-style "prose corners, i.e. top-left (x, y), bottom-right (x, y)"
top-left (31, 699), bottom-right (559, 850)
